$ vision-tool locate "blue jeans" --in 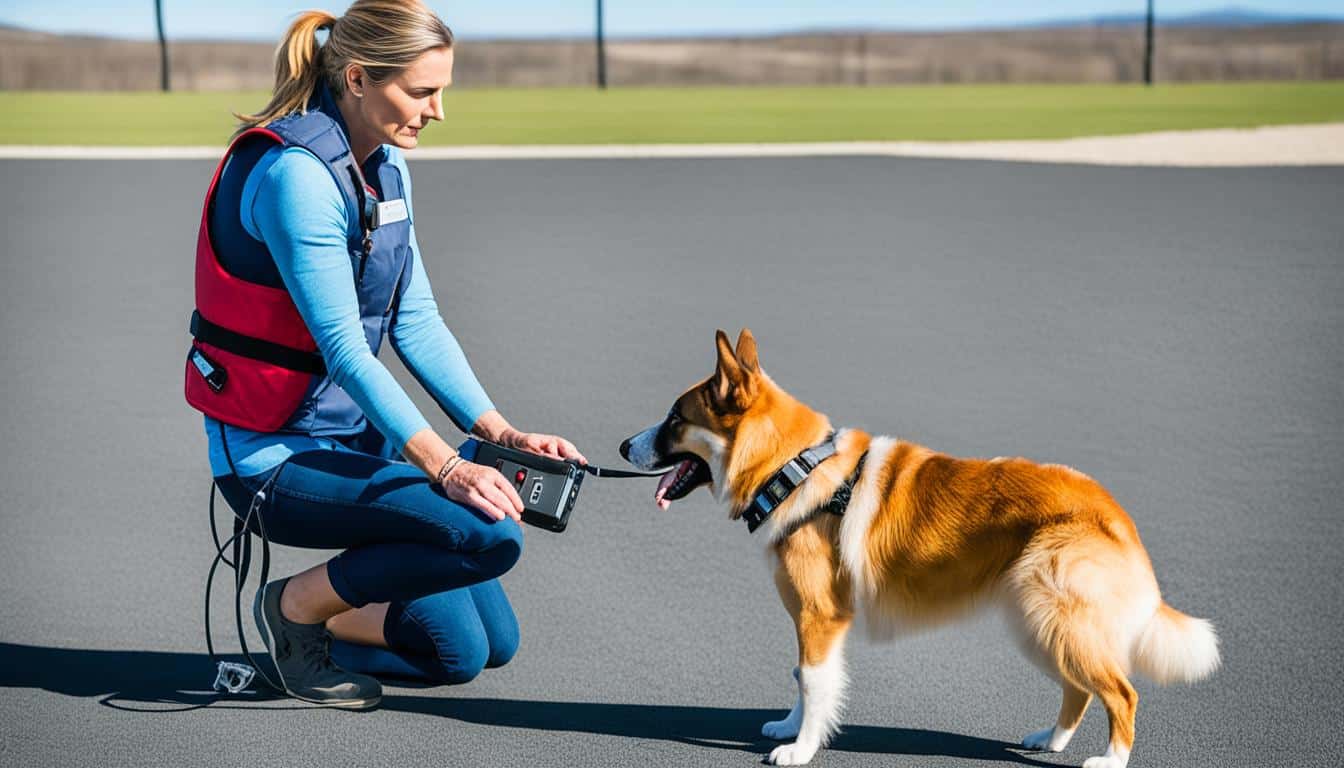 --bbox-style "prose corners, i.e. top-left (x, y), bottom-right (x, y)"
top-left (214, 433), bottom-right (521, 684)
